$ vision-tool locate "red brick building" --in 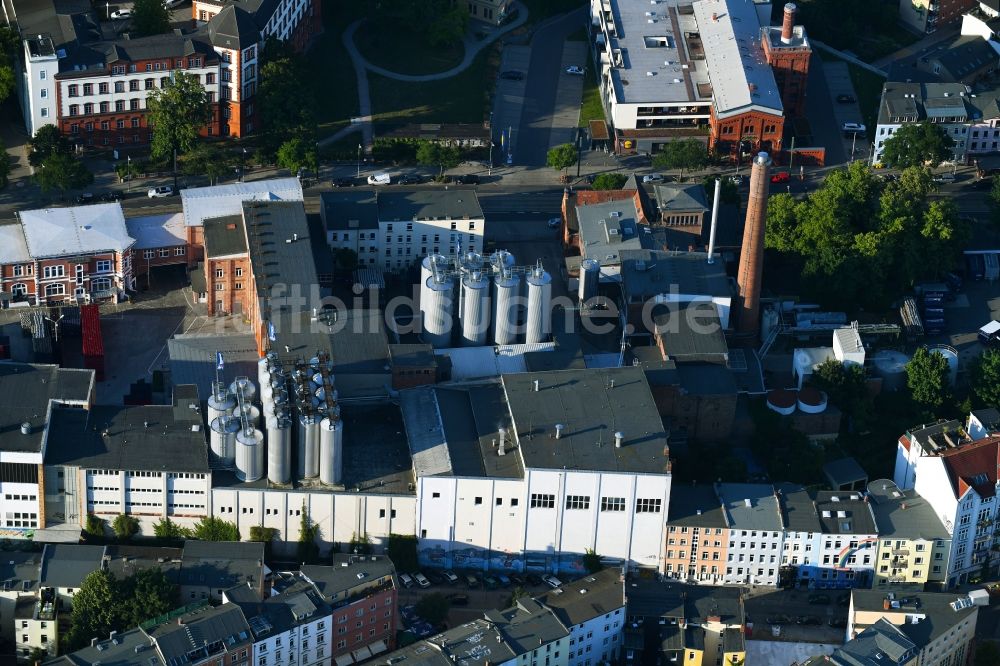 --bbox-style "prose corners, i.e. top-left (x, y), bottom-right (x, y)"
top-left (202, 214), bottom-right (252, 316)
top-left (761, 4), bottom-right (812, 119)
